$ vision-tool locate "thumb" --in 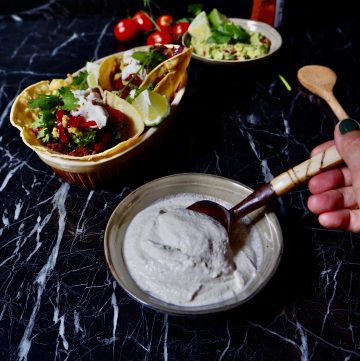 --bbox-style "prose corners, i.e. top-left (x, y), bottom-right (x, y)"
top-left (335, 117), bottom-right (360, 200)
